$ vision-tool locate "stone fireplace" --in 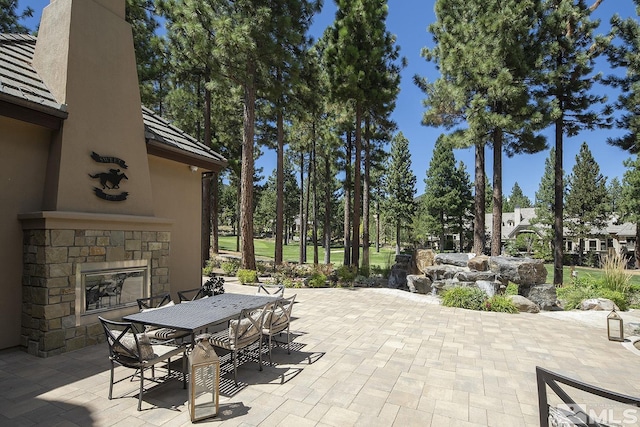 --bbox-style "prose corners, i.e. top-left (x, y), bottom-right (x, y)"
top-left (20, 212), bottom-right (172, 357)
